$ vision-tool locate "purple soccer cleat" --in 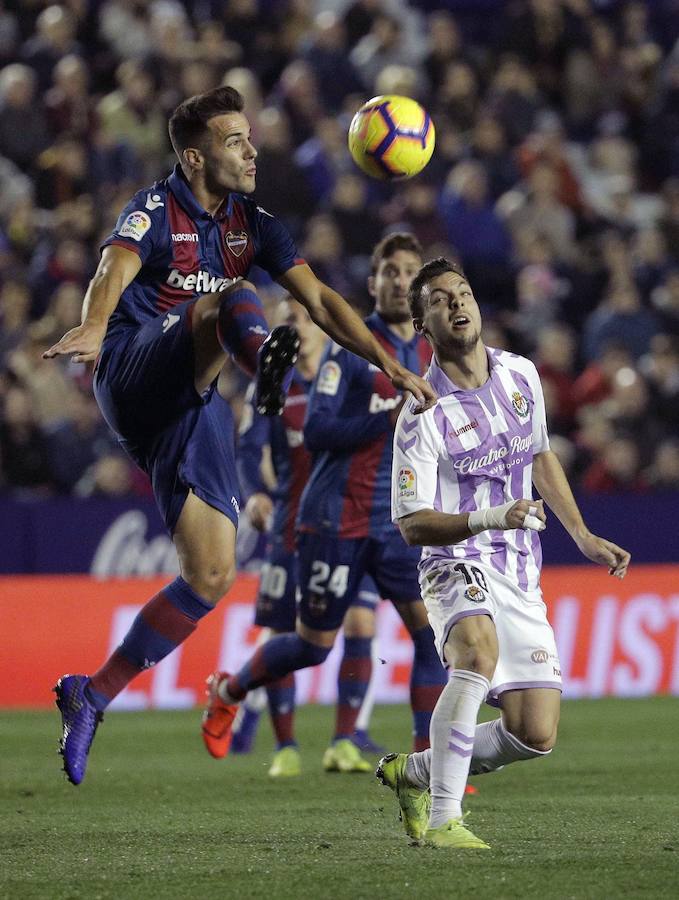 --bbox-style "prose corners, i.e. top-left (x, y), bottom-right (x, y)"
top-left (254, 325), bottom-right (300, 416)
top-left (53, 674), bottom-right (103, 786)
top-left (352, 730), bottom-right (387, 755)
